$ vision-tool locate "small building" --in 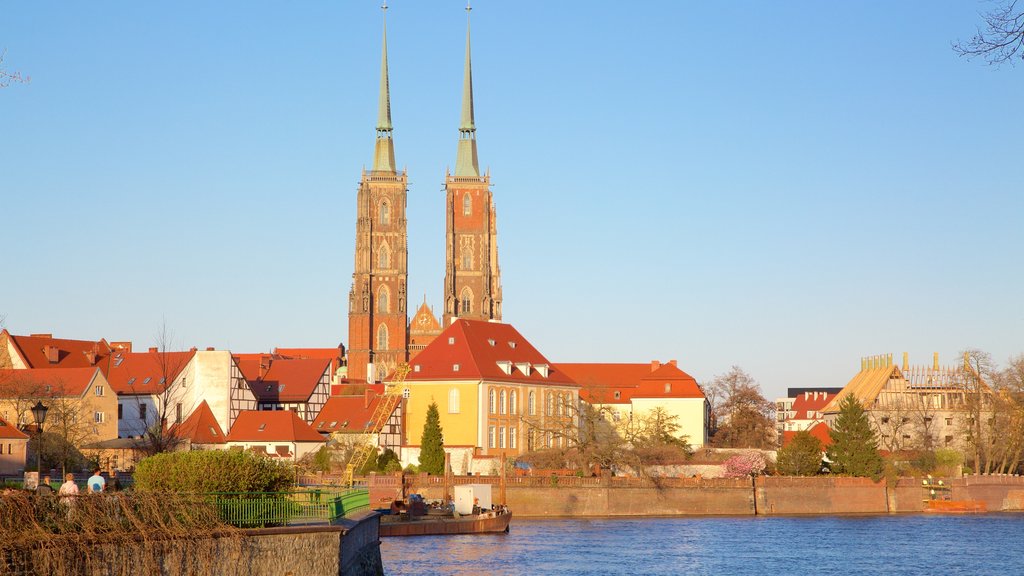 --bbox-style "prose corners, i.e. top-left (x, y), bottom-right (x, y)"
top-left (242, 358), bottom-right (332, 425)
top-left (559, 361), bottom-right (711, 450)
top-left (774, 387), bottom-right (844, 435)
top-left (169, 400), bottom-right (228, 450)
top-left (0, 367), bottom-right (118, 444)
top-left (312, 391), bottom-right (402, 455)
top-left (778, 389), bottom-right (840, 445)
top-left (0, 330), bottom-right (114, 371)
top-left (226, 410), bottom-right (325, 462)
top-left (0, 415), bottom-right (29, 475)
